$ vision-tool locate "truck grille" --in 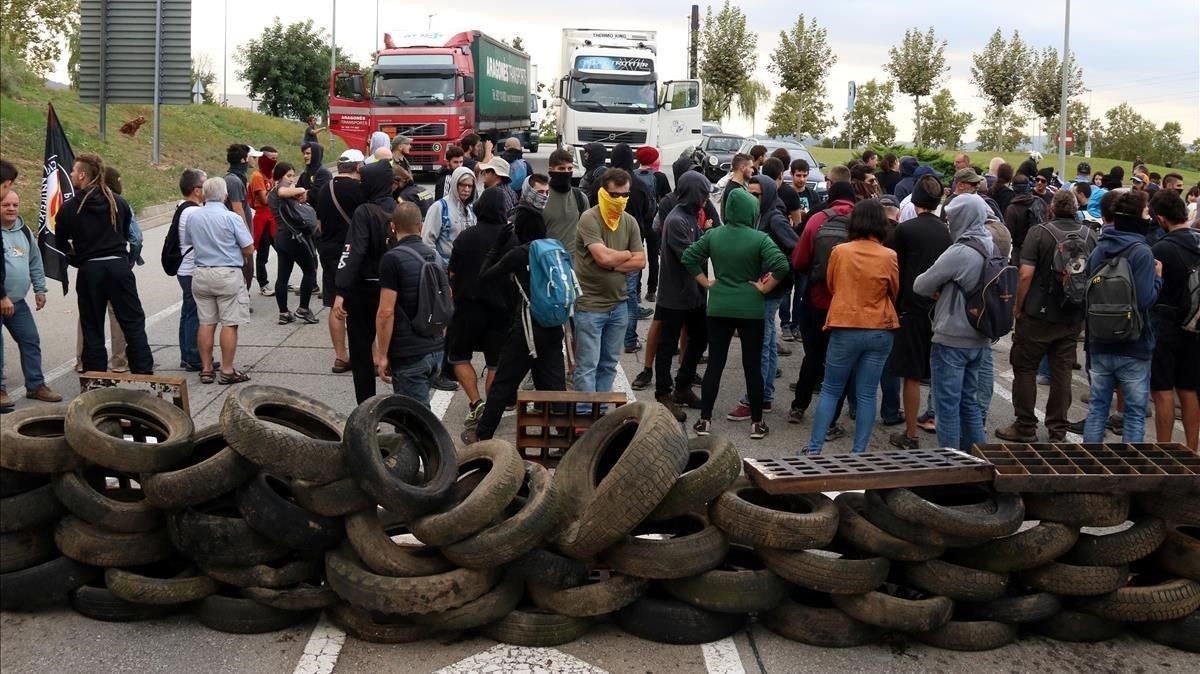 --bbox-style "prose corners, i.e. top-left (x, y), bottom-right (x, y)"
top-left (411, 143), bottom-right (441, 153)
top-left (380, 123), bottom-right (447, 137)
top-left (578, 128), bottom-right (648, 144)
